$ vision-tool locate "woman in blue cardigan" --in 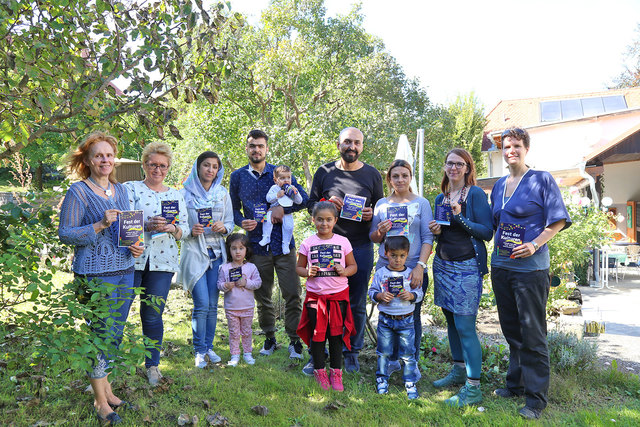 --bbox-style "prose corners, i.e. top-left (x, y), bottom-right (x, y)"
top-left (428, 148), bottom-right (492, 407)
